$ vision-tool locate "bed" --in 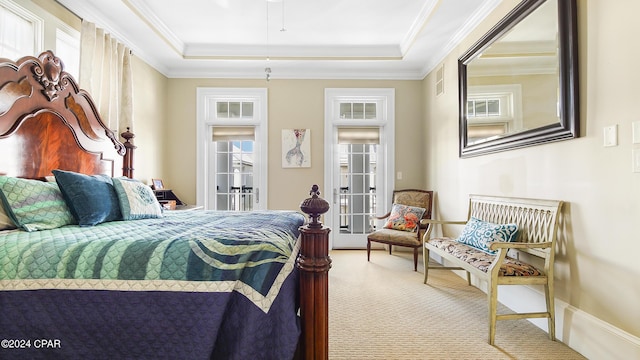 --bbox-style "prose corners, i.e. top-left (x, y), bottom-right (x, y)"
top-left (0, 51), bottom-right (330, 360)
